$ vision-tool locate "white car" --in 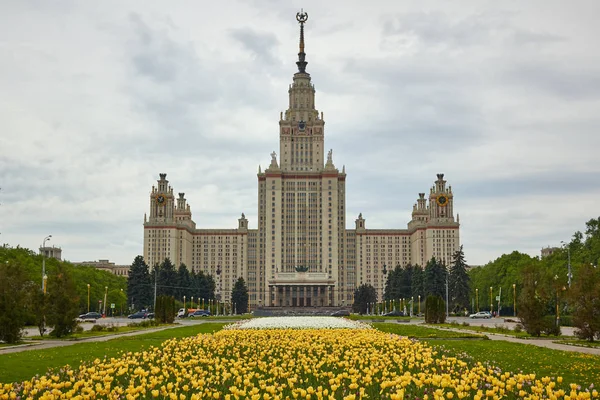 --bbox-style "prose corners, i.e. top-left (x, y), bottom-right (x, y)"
top-left (177, 308), bottom-right (186, 318)
top-left (469, 311), bottom-right (492, 319)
